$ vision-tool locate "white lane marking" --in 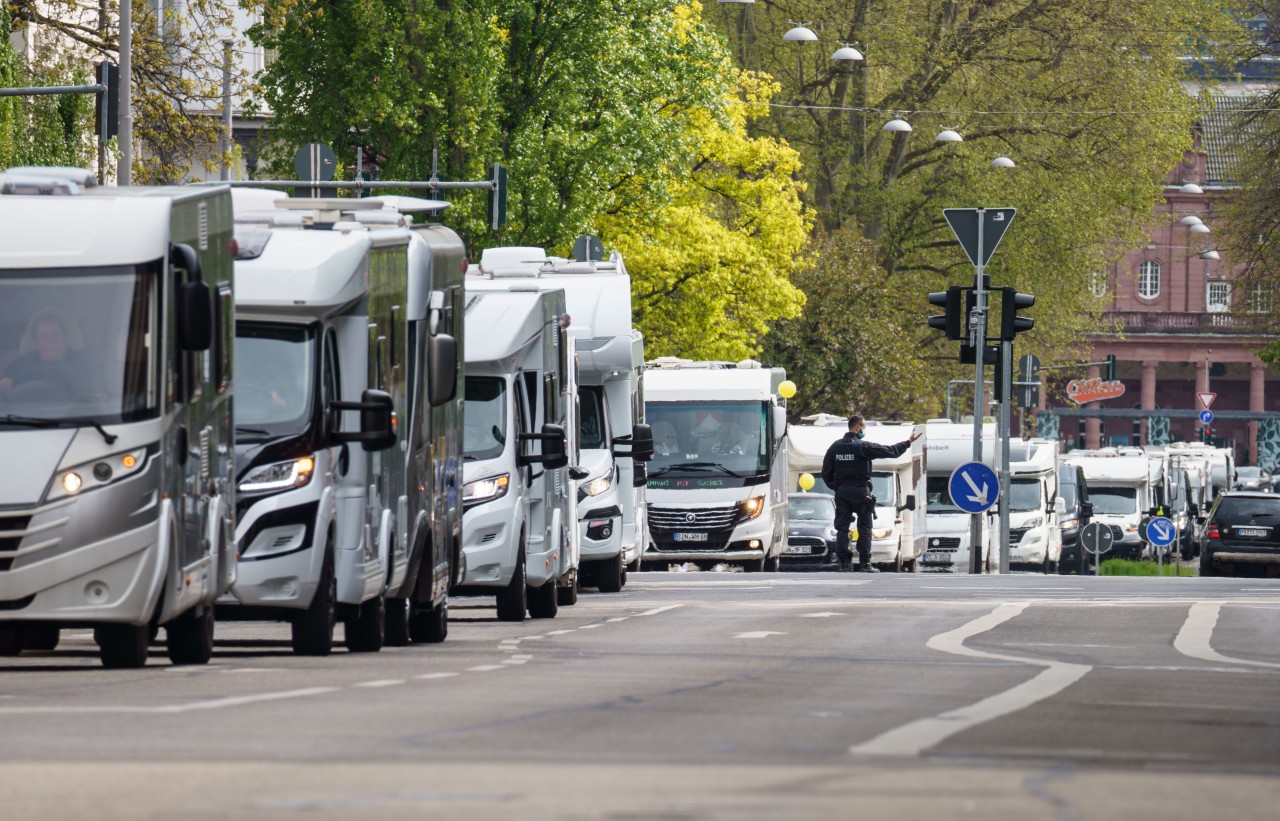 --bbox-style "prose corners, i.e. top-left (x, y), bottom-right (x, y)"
top-left (606, 617), bottom-right (630, 622)
top-left (467, 665), bottom-right (505, 672)
top-left (0, 686), bottom-right (340, 716)
top-left (503, 658), bottom-right (529, 665)
top-left (850, 603), bottom-right (1090, 757)
top-left (545, 629), bottom-right (574, 636)
top-left (799, 612), bottom-right (846, 618)
top-left (510, 654), bottom-right (533, 660)
top-left (415, 672), bottom-right (460, 680)
top-left (627, 579), bottom-right (869, 587)
top-left (636, 605), bottom-right (685, 617)
top-left (1174, 602), bottom-right (1280, 670)
top-left (734, 631), bottom-right (787, 639)
top-left (519, 635), bottom-right (546, 640)
top-left (578, 624), bottom-right (603, 629)
top-left (627, 585), bottom-right (771, 591)
top-left (354, 679), bottom-right (405, 688)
